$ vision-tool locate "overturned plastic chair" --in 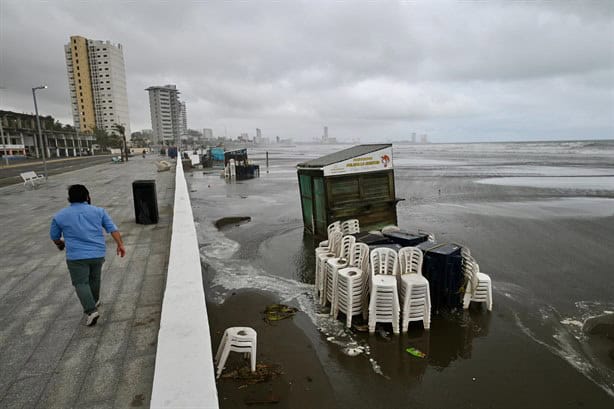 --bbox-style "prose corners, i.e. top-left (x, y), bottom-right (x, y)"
top-left (214, 327), bottom-right (257, 378)
top-left (462, 256), bottom-right (493, 311)
top-left (155, 160), bottom-right (171, 172)
top-left (395, 247), bottom-right (431, 331)
top-left (381, 225), bottom-right (401, 234)
top-left (418, 229), bottom-right (436, 242)
top-left (324, 234), bottom-right (355, 308)
top-left (368, 247), bottom-right (400, 334)
top-left (341, 218), bottom-right (360, 235)
top-left (334, 242), bottom-right (370, 328)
